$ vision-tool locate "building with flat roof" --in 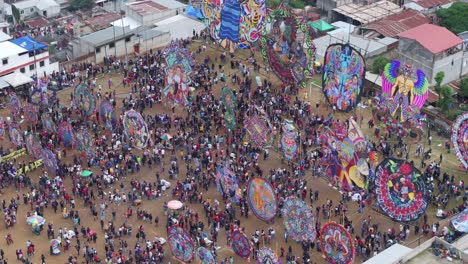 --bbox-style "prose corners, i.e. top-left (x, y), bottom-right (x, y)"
top-left (333, 0), bottom-right (402, 25)
top-left (126, 0), bottom-right (186, 26)
top-left (404, 0), bottom-right (454, 14)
